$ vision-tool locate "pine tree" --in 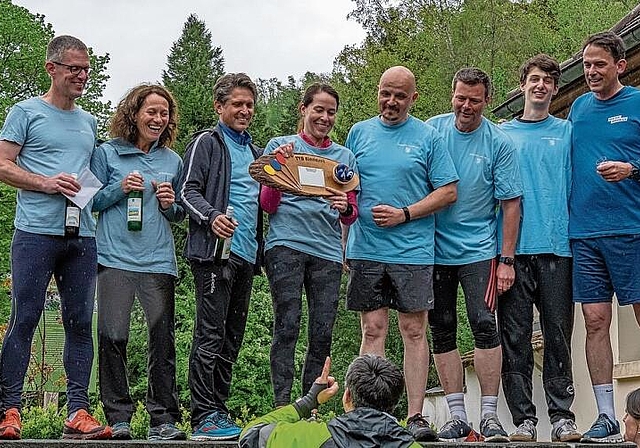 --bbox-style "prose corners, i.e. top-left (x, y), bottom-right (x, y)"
top-left (162, 13), bottom-right (225, 153)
